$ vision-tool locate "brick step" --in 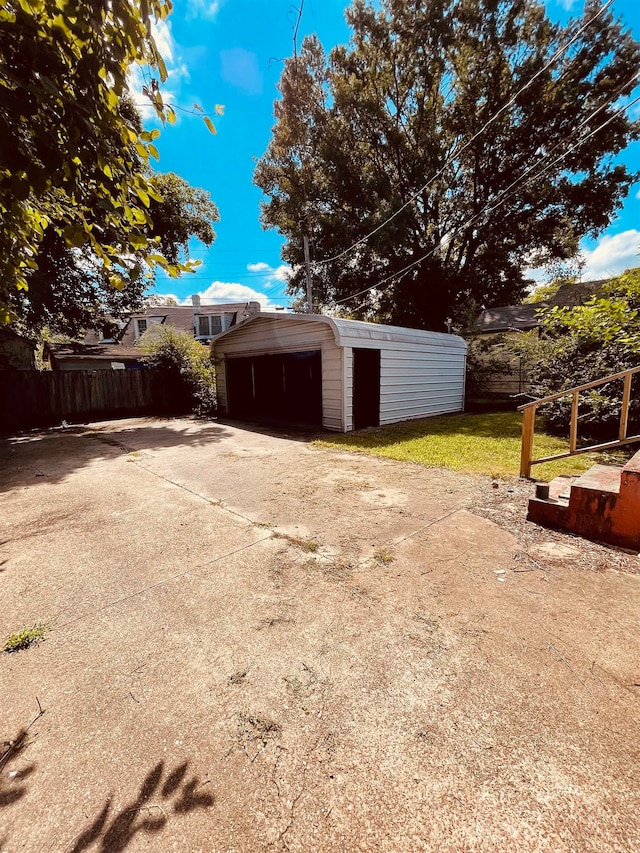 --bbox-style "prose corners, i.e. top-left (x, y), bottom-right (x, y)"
top-left (527, 447), bottom-right (640, 550)
top-left (571, 463), bottom-right (621, 495)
